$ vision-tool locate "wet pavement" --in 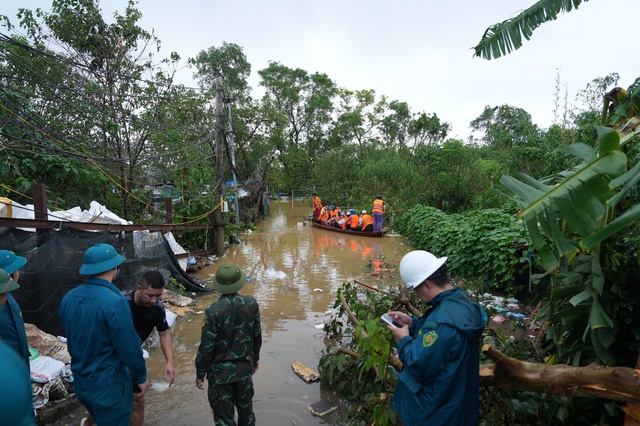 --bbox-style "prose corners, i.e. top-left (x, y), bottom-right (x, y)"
top-left (55, 198), bottom-right (409, 425)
